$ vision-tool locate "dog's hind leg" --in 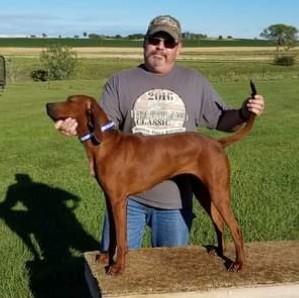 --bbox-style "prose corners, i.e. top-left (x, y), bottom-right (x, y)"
top-left (192, 178), bottom-right (225, 256)
top-left (208, 185), bottom-right (245, 272)
top-left (210, 203), bottom-right (225, 256)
